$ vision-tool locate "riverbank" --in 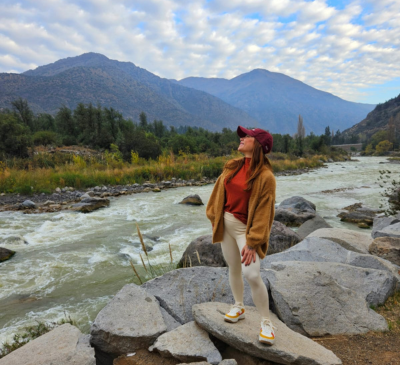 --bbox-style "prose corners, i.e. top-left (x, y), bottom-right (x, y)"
top-left (0, 153), bottom-right (344, 213)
